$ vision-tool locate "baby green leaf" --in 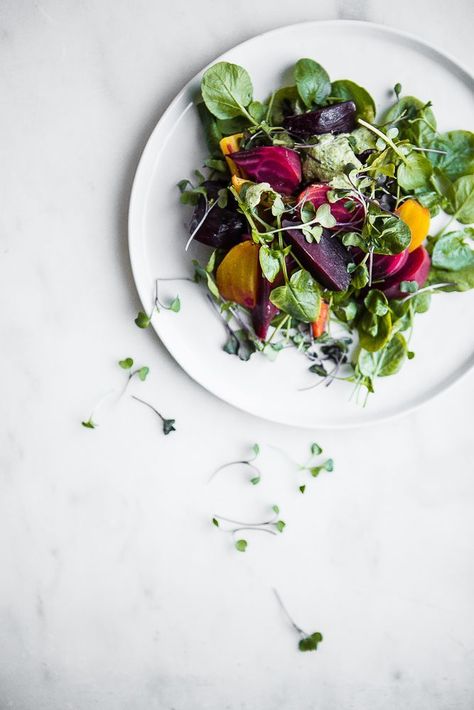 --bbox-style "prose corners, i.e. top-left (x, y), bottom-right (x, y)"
top-left (118, 358), bottom-right (134, 369)
top-left (81, 419), bottom-right (96, 429)
top-left (252, 443), bottom-right (260, 457)
top-left (259, 247), bottom-right (281, 283)
top-left (201, 61), bottom-right (253, 120)
top-left (235, 539), bottom-right (248, 552)
top-left (431, 230), bottom-right (474, 271)
top-left (135, 311), bottom-right (151, 329)
top-left (169, 296), bottom-right (181, 313)
top-left (298, 632), bottom-right (323, 652)
top-left (378, 334), bottom-right (408, 377)
top-left (270, 269), bottom-right (321, 322)
top-left (212, 517), bottom-right (219, 527)
top-left (364, 290), bottom-right (389, 316)
top-left (250, 476), bottom-right (261, 485)
top-left (275, 520), bottom-right (286, 533)
top-left (272, 504), bottom-right (280, 514)
top-left (162, 419), bottom-right (176, 435)
top-left (299, 485), bottom-right (306, 494)
top-left (429, 130), bottom-right (474, 182)
top-left (358, 311), bottom-right (392, 352)
top-left (399, 281), bottom-right (419, 293)
top-left (294, 58), bottom-right (331, 108)
top-left (447, 175), bottom-right (474, 224)
top-left (398, 151), bottom-right (432, 191)
top-left (331, 79), bottom-right (375, 122)
top-left (311, 443), bottom-right (322, 455)
top-left (137, 366), bottom-right (150, 382)
top-left (315, 203), bottom-right (337, 229)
